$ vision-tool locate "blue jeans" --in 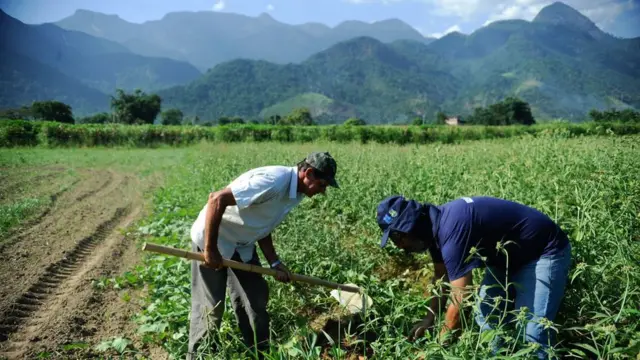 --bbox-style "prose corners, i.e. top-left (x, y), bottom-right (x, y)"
top-left (475, 243), bottom-right (572, 359)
